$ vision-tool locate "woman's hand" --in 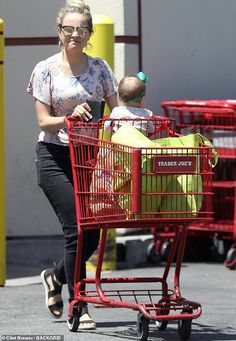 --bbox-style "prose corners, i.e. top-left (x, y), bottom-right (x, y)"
top-left (72, 103), bottom-right (92, 122)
